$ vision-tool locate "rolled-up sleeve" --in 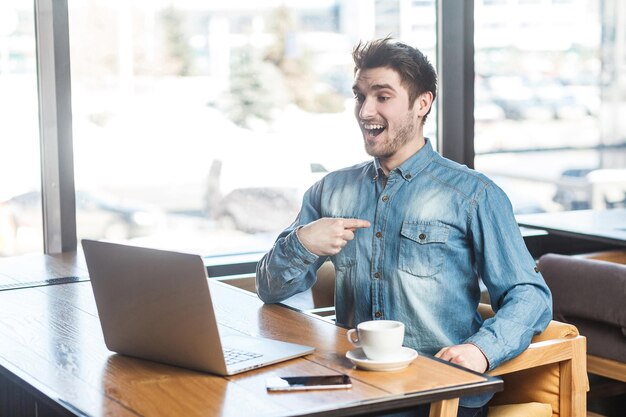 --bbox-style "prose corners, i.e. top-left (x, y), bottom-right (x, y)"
top-left (256, 183), bottom-right (326, 304)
